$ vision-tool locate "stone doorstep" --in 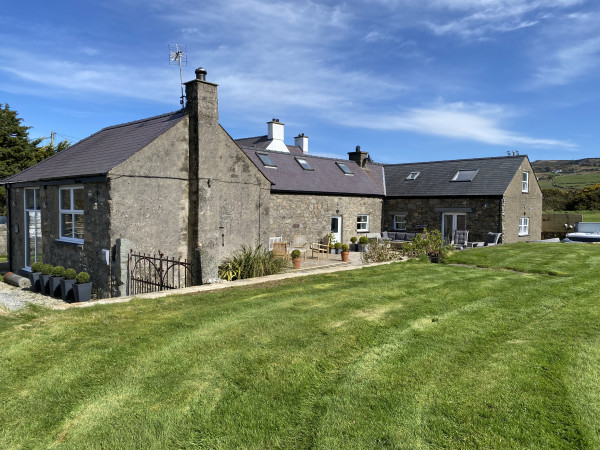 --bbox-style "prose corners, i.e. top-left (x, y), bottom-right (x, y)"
top-left (54, 259), bottom-right (402, 309)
